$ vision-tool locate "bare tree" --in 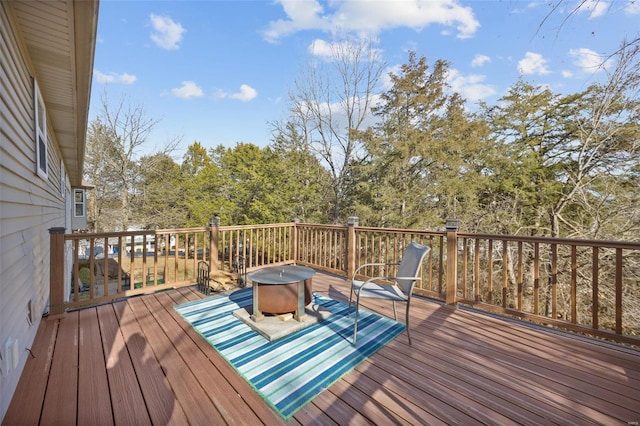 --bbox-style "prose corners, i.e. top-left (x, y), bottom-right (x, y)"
top-left (84, 94), bottom-right (181, 231)
top-left (285, 37), bottom-right (386, 222)
top-left (554, 40), bottom-right (640, 240)
top-left (538, 1), bottom-right (639, 54)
